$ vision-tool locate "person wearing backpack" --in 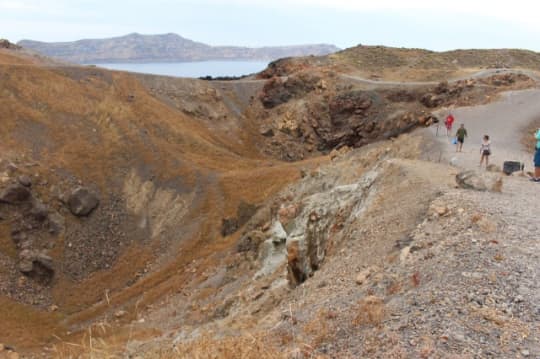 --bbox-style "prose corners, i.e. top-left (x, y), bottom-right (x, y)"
top-left (479, 135), bottom-right (491, 168)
